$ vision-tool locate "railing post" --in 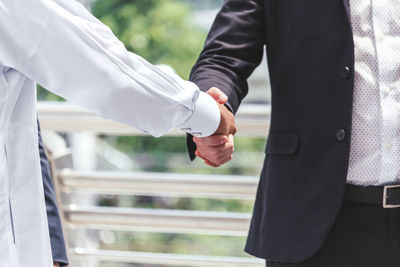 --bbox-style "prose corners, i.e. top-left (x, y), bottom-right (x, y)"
top-left (69, 132), bottom-right (100, 267)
